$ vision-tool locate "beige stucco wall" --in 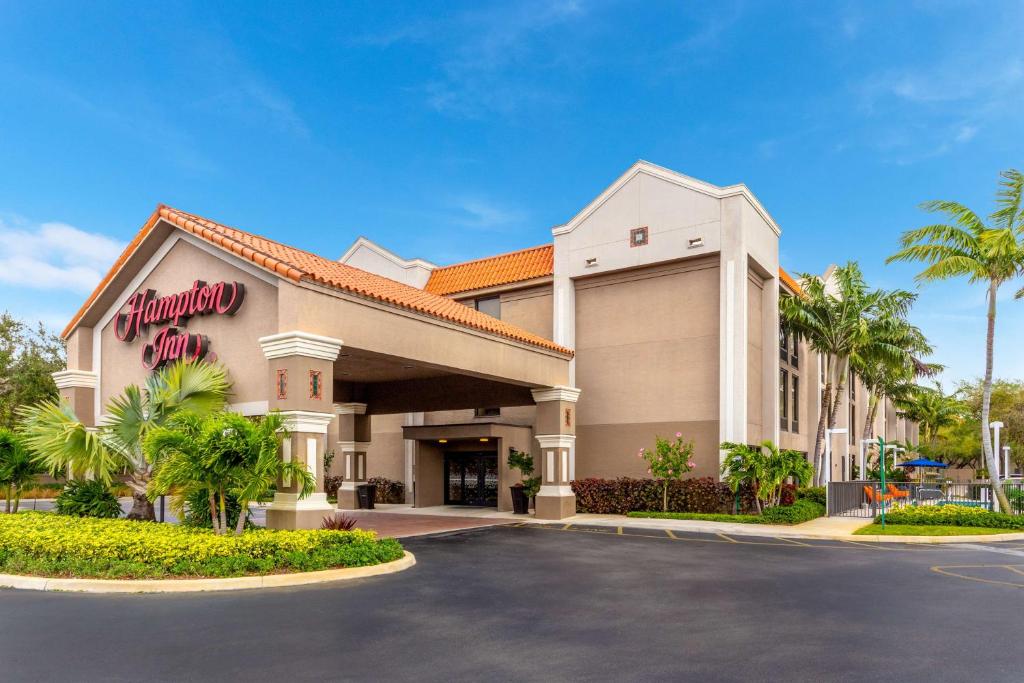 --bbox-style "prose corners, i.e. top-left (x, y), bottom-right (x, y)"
top-left (97, 238), bottom-right (279, 412)
top-left (499, 285), bottom-right (554, 341)
top-left (573, 258), bottom-right (721, 479)
top-left (746, 273), bottom-right (764, 442)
